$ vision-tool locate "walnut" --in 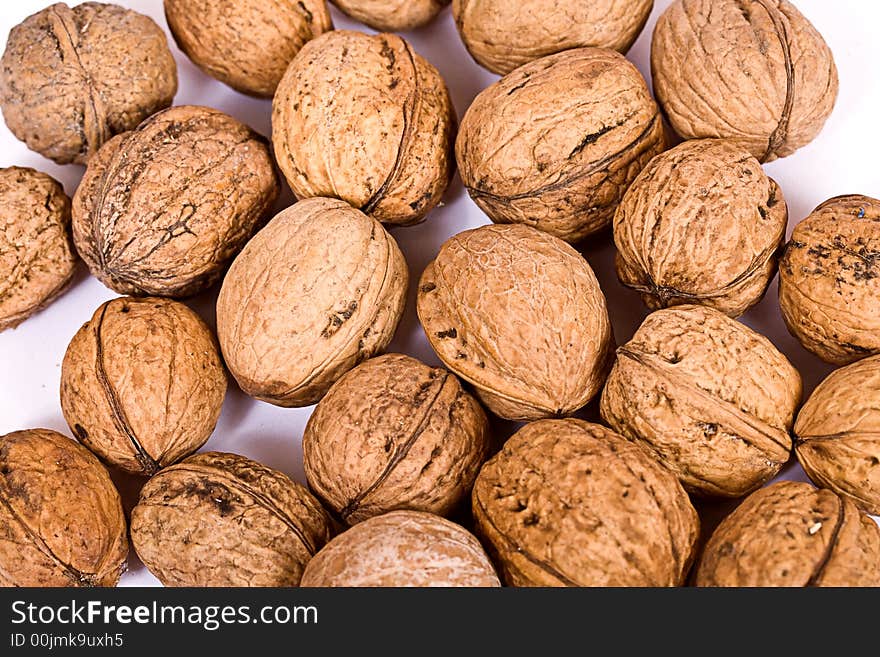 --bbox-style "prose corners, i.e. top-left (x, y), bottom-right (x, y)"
top-left (614, 139), bottom-right (788, 317)
top-left (217, 197), bottom-right (408, 407)
top-left (72, 105), bottom-right (279, 298)
top-left (417, 224), bottom-right (612, 421)
top-left (130, 451), bottom-right (332, 587)
top-left (696, 482), bottom-right (880, 587)
top-left (273, 30), bottom-right (456, 226)
top-left (300, 510), bottom-right (500, 587)
top-left (0, 2), bottom-right (177, 165)
top-left (60, 297), bottom-right (227, 477)
top-left (456, 48), bottom-right (665, 243)
top-left (331, 0), bottom-right (449, 32)
top-left (0, 428), bottom-right (128, 587)
top-left (652, 0), bottom-right (838, 162)
top-left (600, 305), bottom-right (802, 498)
